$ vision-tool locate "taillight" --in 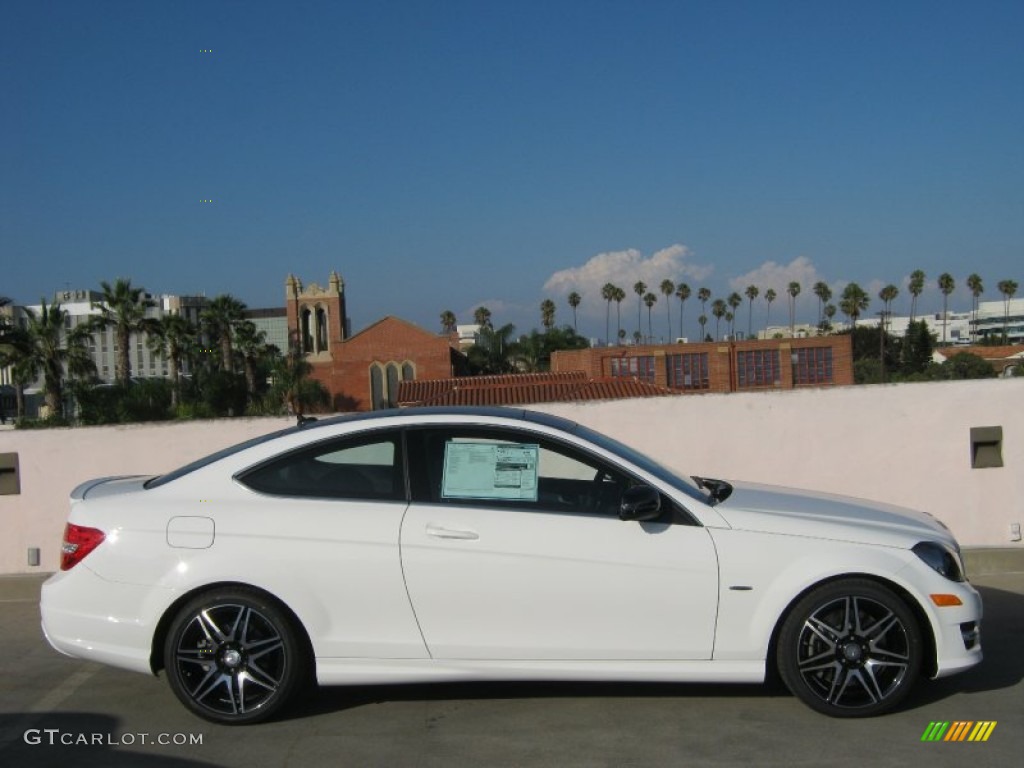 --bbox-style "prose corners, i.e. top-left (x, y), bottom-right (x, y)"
top-left (60, 523), bottom-right (106, 570)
